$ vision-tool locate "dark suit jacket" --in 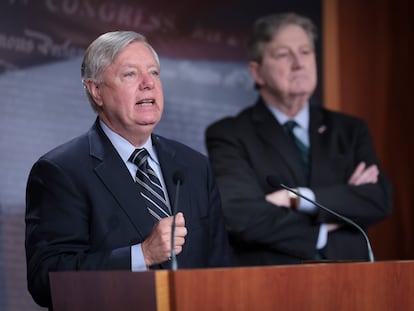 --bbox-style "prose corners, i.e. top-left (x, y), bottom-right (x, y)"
top-left (205, 97), bottom-right (392, 266)
top-left (25, 119), bottom-right (232, 308)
